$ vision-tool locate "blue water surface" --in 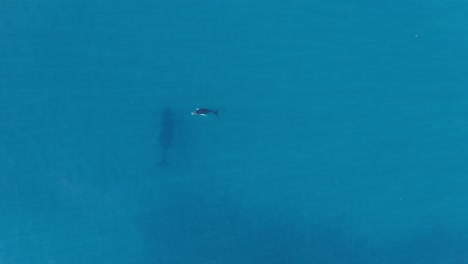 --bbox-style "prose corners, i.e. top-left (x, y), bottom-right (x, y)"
top-left (1, 0), bottom-right (468, 263)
